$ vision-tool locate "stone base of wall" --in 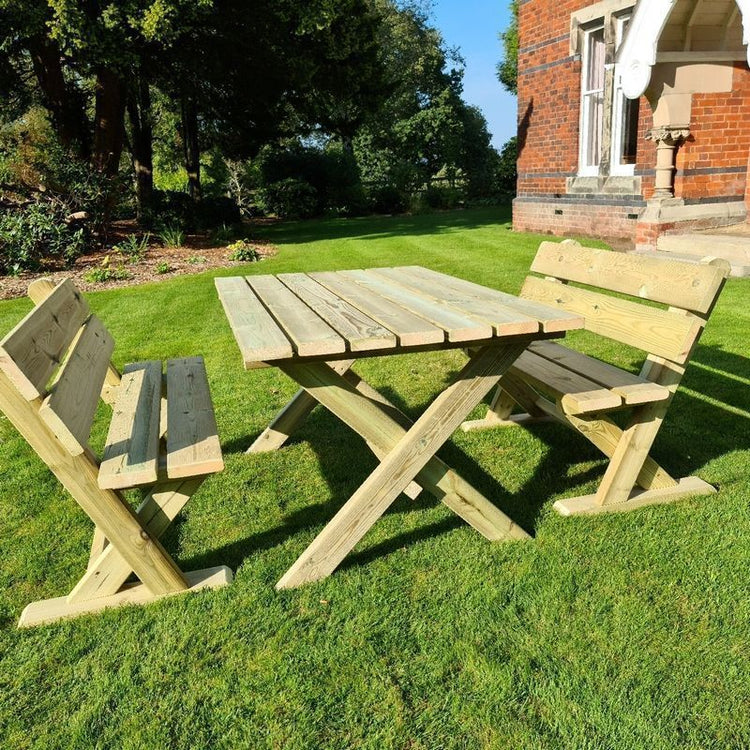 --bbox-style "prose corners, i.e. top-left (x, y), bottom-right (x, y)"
top-left (635, 199), bottom-right (747, 251)
top-left (513, 197), bottom-right (643, 245)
